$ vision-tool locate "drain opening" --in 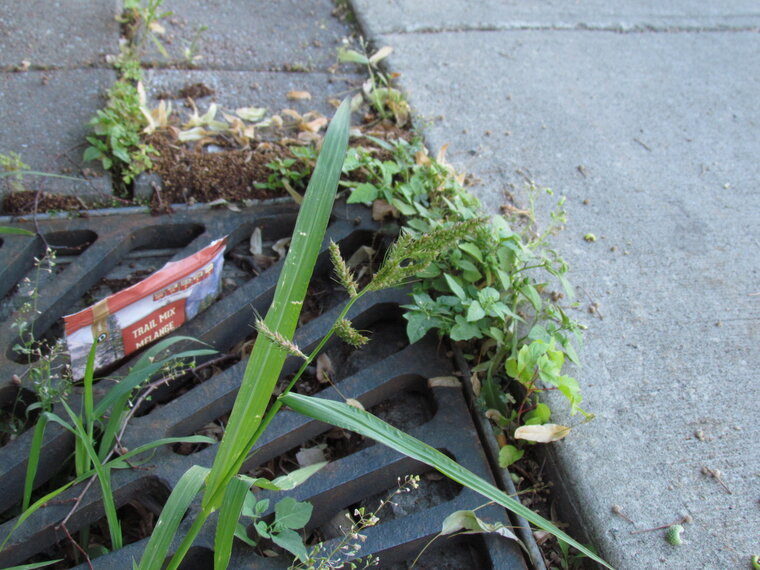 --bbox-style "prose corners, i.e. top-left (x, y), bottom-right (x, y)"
top-left (0, 386), bottom-right (39, 448)
top-left (169, 315), bottom-right (416, 457)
